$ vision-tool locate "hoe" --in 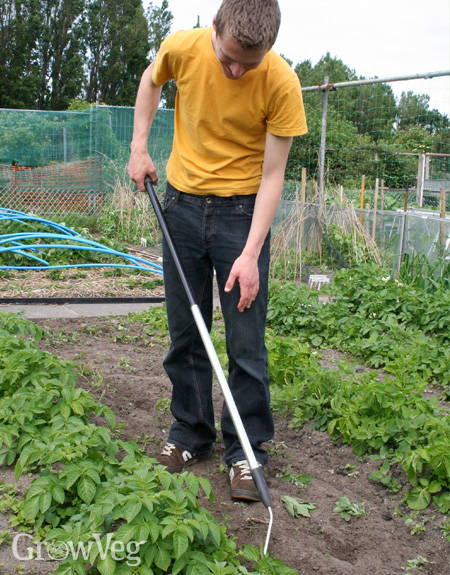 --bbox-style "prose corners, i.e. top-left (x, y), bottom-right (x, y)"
top-left (145, 176), bottom-right (273, 554)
